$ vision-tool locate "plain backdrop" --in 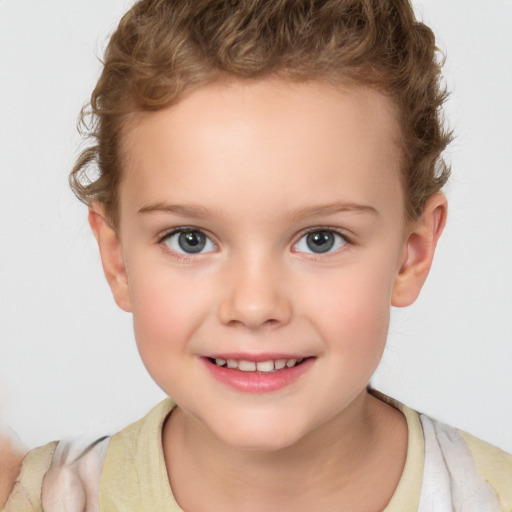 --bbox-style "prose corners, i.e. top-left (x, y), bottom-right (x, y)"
top-left (0, 0), bottom-right (511, 453)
